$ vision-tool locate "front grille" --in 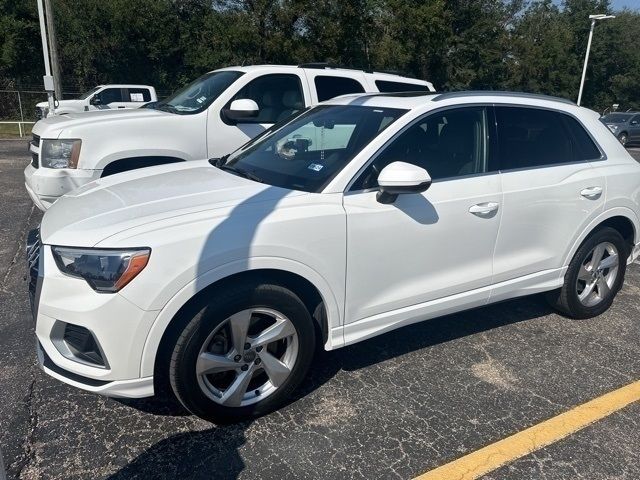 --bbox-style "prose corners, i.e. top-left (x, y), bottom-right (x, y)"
top-left (26, 228), bottom-right (41, 319)
top-left (30, 134), bottom-right (40, 168)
